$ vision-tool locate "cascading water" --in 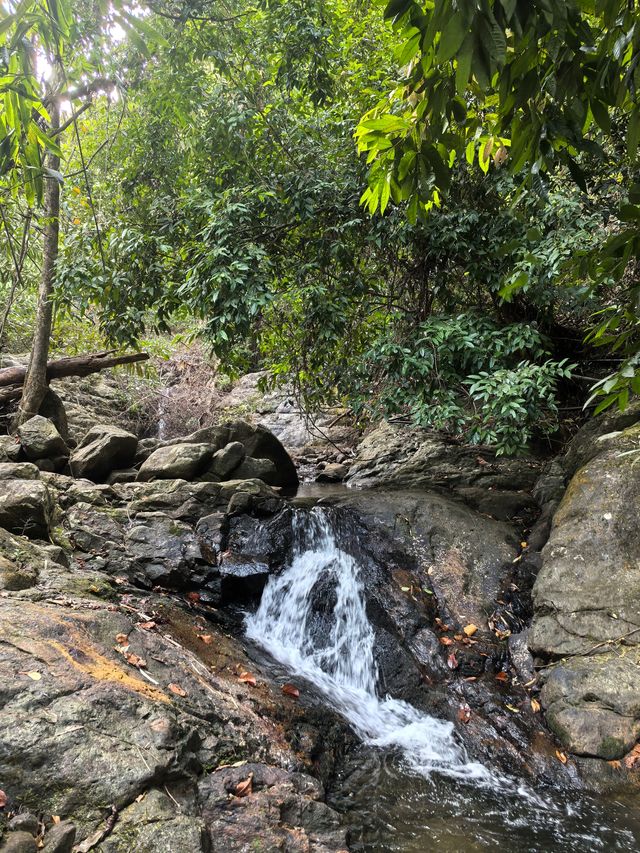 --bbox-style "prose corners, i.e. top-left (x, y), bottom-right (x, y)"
top-left (246, 508), bottom-right (491, 783)
top-left (246, 507), bottom-right (640, 851)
